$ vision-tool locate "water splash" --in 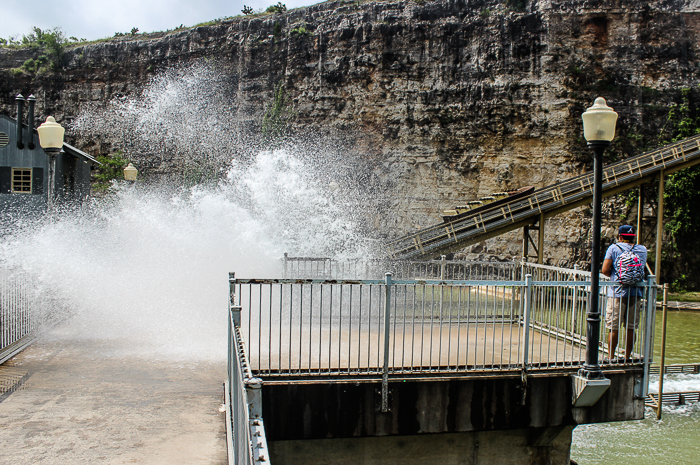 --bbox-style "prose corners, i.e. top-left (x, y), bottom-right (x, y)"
top-left (648, 373), bottom-right (700, 395)
top-left (2, 62), bottom-right (385, 362)
top-left (72, 62), bottom-right (246, 173)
